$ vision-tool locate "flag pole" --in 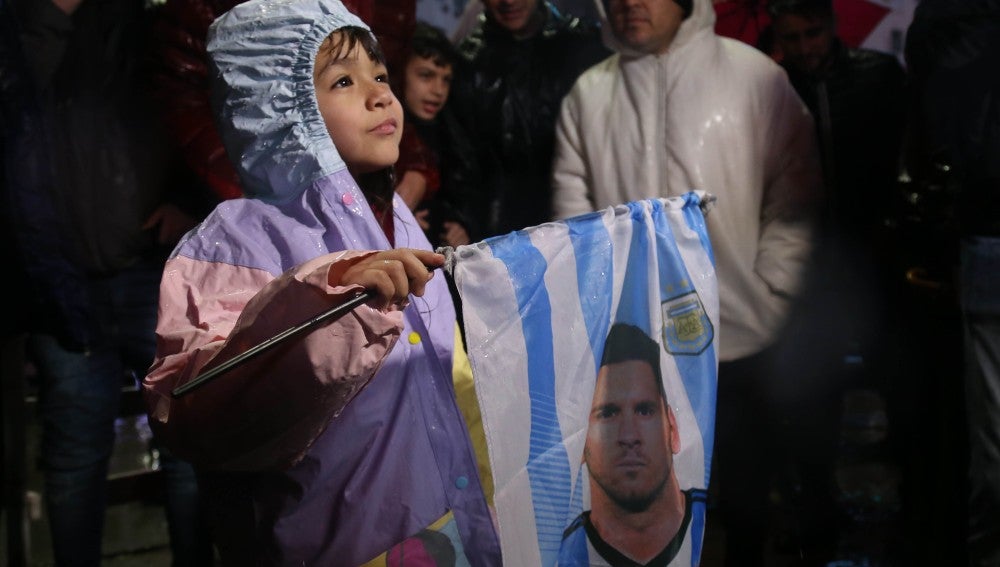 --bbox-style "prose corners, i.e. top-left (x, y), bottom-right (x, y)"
top-left (171, 289), bottom-right (375, 399)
